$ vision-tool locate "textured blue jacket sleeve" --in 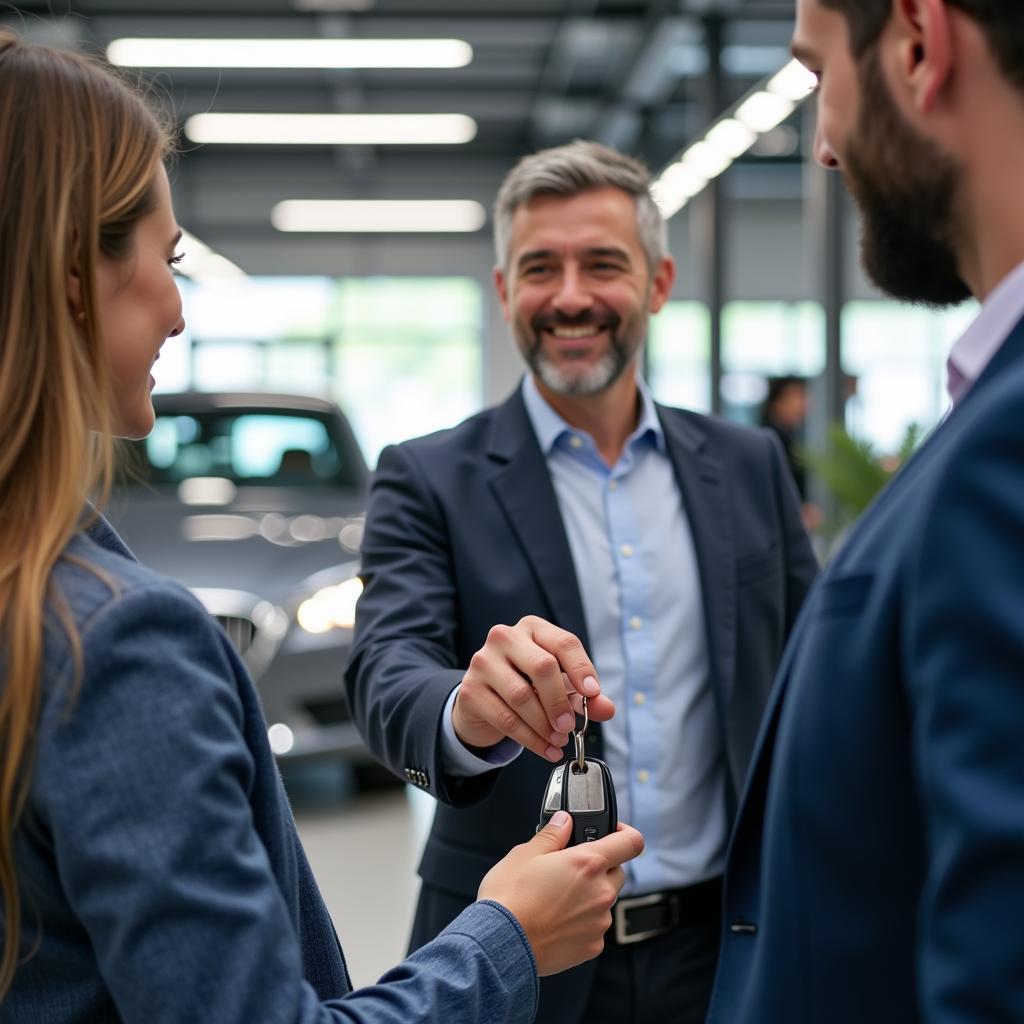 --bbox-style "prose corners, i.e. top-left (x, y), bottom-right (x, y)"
top-left (906, 386), bottom-right (1024, 1022)
top-left (35, 582), bottom-right (537, 1024)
